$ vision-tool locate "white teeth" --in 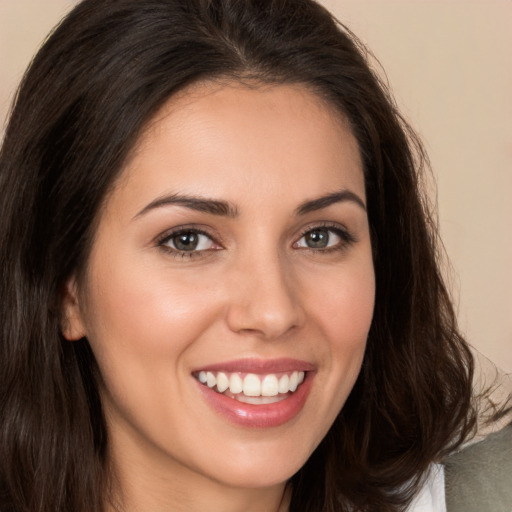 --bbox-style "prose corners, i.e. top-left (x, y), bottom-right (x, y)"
top-left (197, 370), bottom-right (306, 398)
top-left (206, 371), bottom-right (216, 388)
top-left (278, 374), bottom-right (289, 394)
top-left (229, 373), bottom-right (243, 394)
top-left (289, 371), bottom-right (299, 392)
top-left (261, 374), bottom-right (279, 397)
top-left (216, 372), bottom-right (229, 393)
top-left (243, 373), bottom-right (261, 397)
